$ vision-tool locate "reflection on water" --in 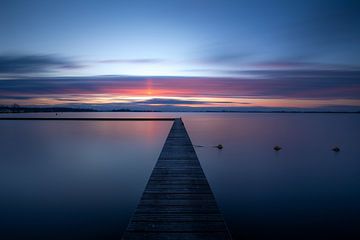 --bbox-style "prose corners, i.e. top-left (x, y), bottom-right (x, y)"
top-left (0, 118), bottom-right (172, 239)
top-left (0, 113), bottom-right (359, 239)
